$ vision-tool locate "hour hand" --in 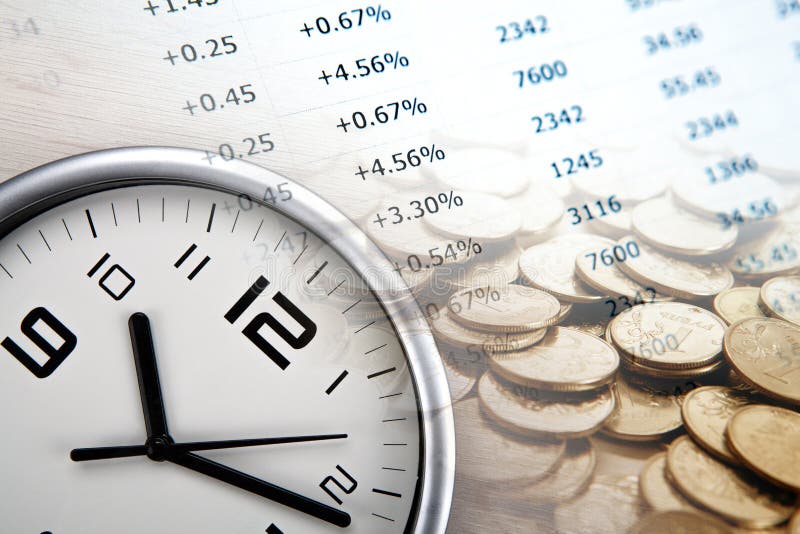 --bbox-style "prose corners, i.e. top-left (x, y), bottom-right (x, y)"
top-left (169, 452), bottom-right (351, 528)
top-left (129, 312), bottom-right (169, 438)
